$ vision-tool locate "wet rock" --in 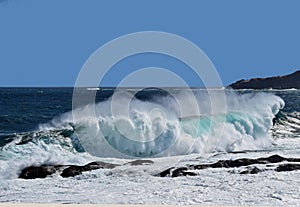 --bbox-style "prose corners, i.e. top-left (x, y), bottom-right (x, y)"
top-left (210, 158), bottom-right (257, 168)
top-left (157, 167), bottom-right (174, 177)
top-left (19, 165), bottom-right (60, 179)
top-left (87, 161), bottom-right (119, 169)
top-left (191, 155), bottom-right (297, 170)
top-left (60, 161), bottom-right (119, 178)
top-left (19, 161), bottom-right (120, 179)
top-left (261, 154), bottom-right (287, 163)
top-left (60, 166), bottom-right (83, 178)
top-left (125, 160), bottom-right (154, 166)
top-left (240, 167), bottom-right (262, 174)
top-left (157, 167), bottom-right (197, 177)
top-left (275, 164), bottom-right (300, 172)
top-left (171, 167), bottom-right (197, 177)
top-left (158, 155), bottom-right (300, 177)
